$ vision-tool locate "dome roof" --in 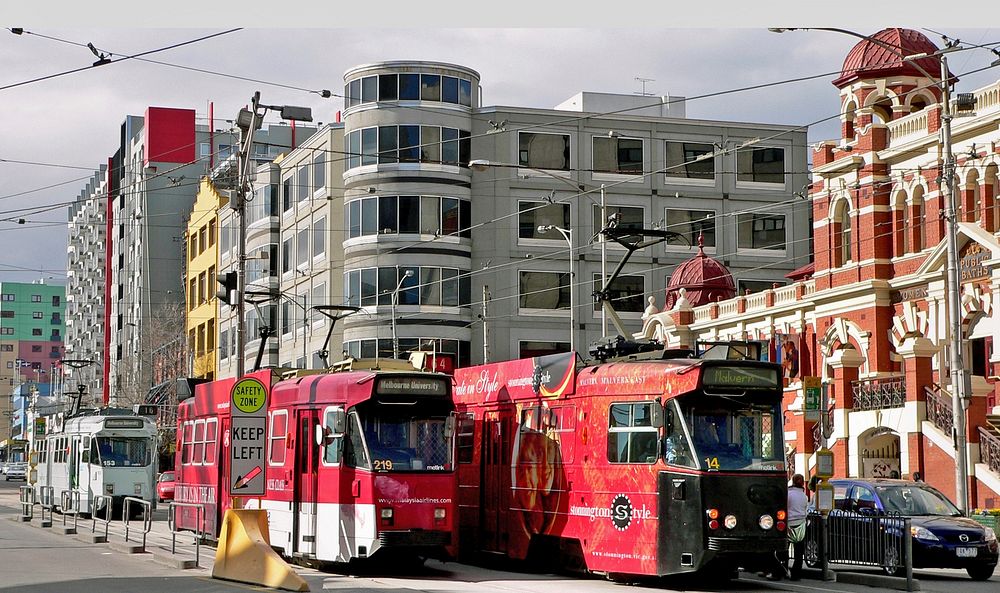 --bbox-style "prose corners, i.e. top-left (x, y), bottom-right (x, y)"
top-left (832, 28), bottom-right (952, 88)
top-left (665, 236), bottom-right (735, 309)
